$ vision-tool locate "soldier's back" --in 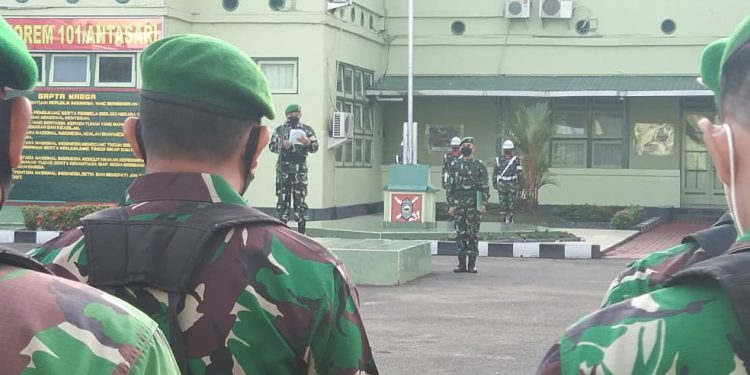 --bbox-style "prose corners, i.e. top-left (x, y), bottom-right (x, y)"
top-left (31, 172), bottom-right (378, 374)
top-left (0, 262), bottom-right (178, 374)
